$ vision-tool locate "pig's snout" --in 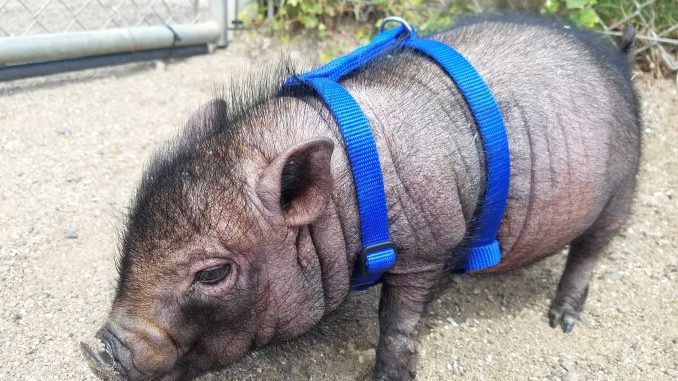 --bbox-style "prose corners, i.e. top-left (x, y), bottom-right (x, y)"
top-left (82, 319), bottom-right (180, 381)
top-left (97, 325), bottom-right (136, 379)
